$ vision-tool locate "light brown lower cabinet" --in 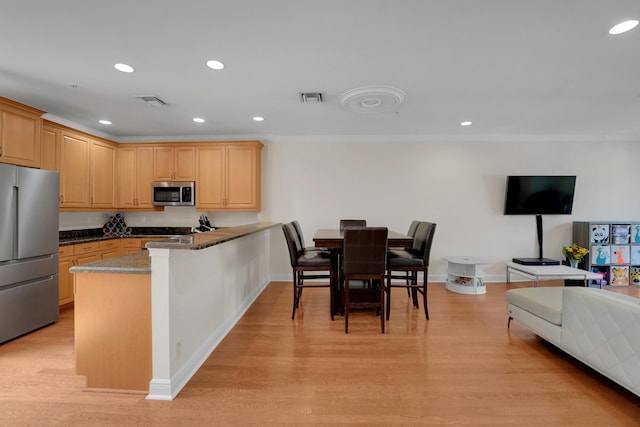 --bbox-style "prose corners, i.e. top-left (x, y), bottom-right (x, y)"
top-left (98, 239), bottom-right (122, 259)
top-left (121, 238), bottom-right (142, 255)
top-left (58, 239), bottom-right (124, 307)
top-left (58, 246), bottom-right (75, 306)
top-left (74, 272), bottom-right (151, 392)
top-left (121, 237), bottom-right (163, 255)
